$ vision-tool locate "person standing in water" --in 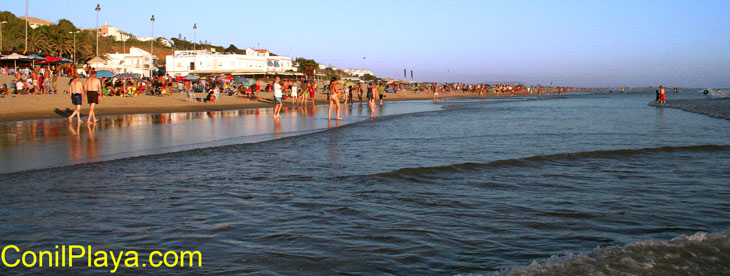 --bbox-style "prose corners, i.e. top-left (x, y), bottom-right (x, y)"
top-left (67, 75), bottom-right (85, 122)
top-left (368, 82), bottom-right (377, 117)
top-left (273, 76), bottom-right (283, 118)
top-left (290, 80), bottom-right (298, 106)
top-left (433, 84), bottom-right (439, 102)
top-left (328, 77), bottom-right (342, 120)
top-left (85, 71), bottom-right (102, 124)
top-left (659, 85), bottom-right (666, 104)
top-left (356, 82), bottom-right (363, 105)
top-left (378, 82), bottom-right (386, 105)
